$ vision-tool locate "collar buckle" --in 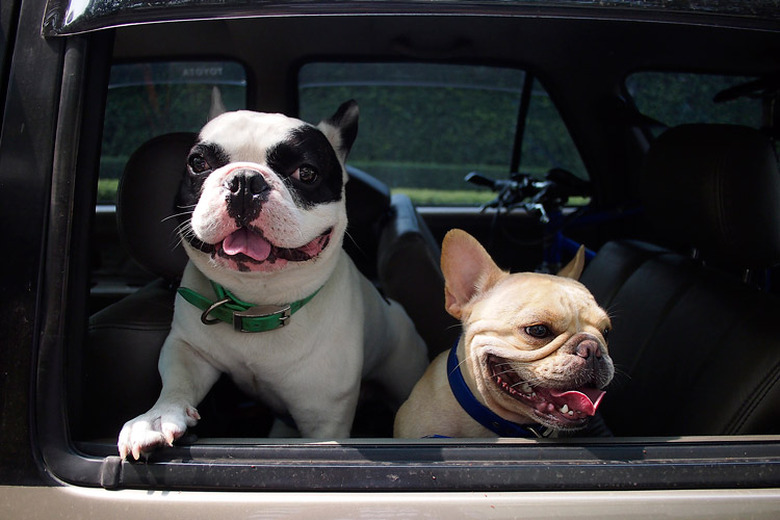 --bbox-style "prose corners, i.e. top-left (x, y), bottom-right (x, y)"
top-left (233, 304), bottom-right (291, 333)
